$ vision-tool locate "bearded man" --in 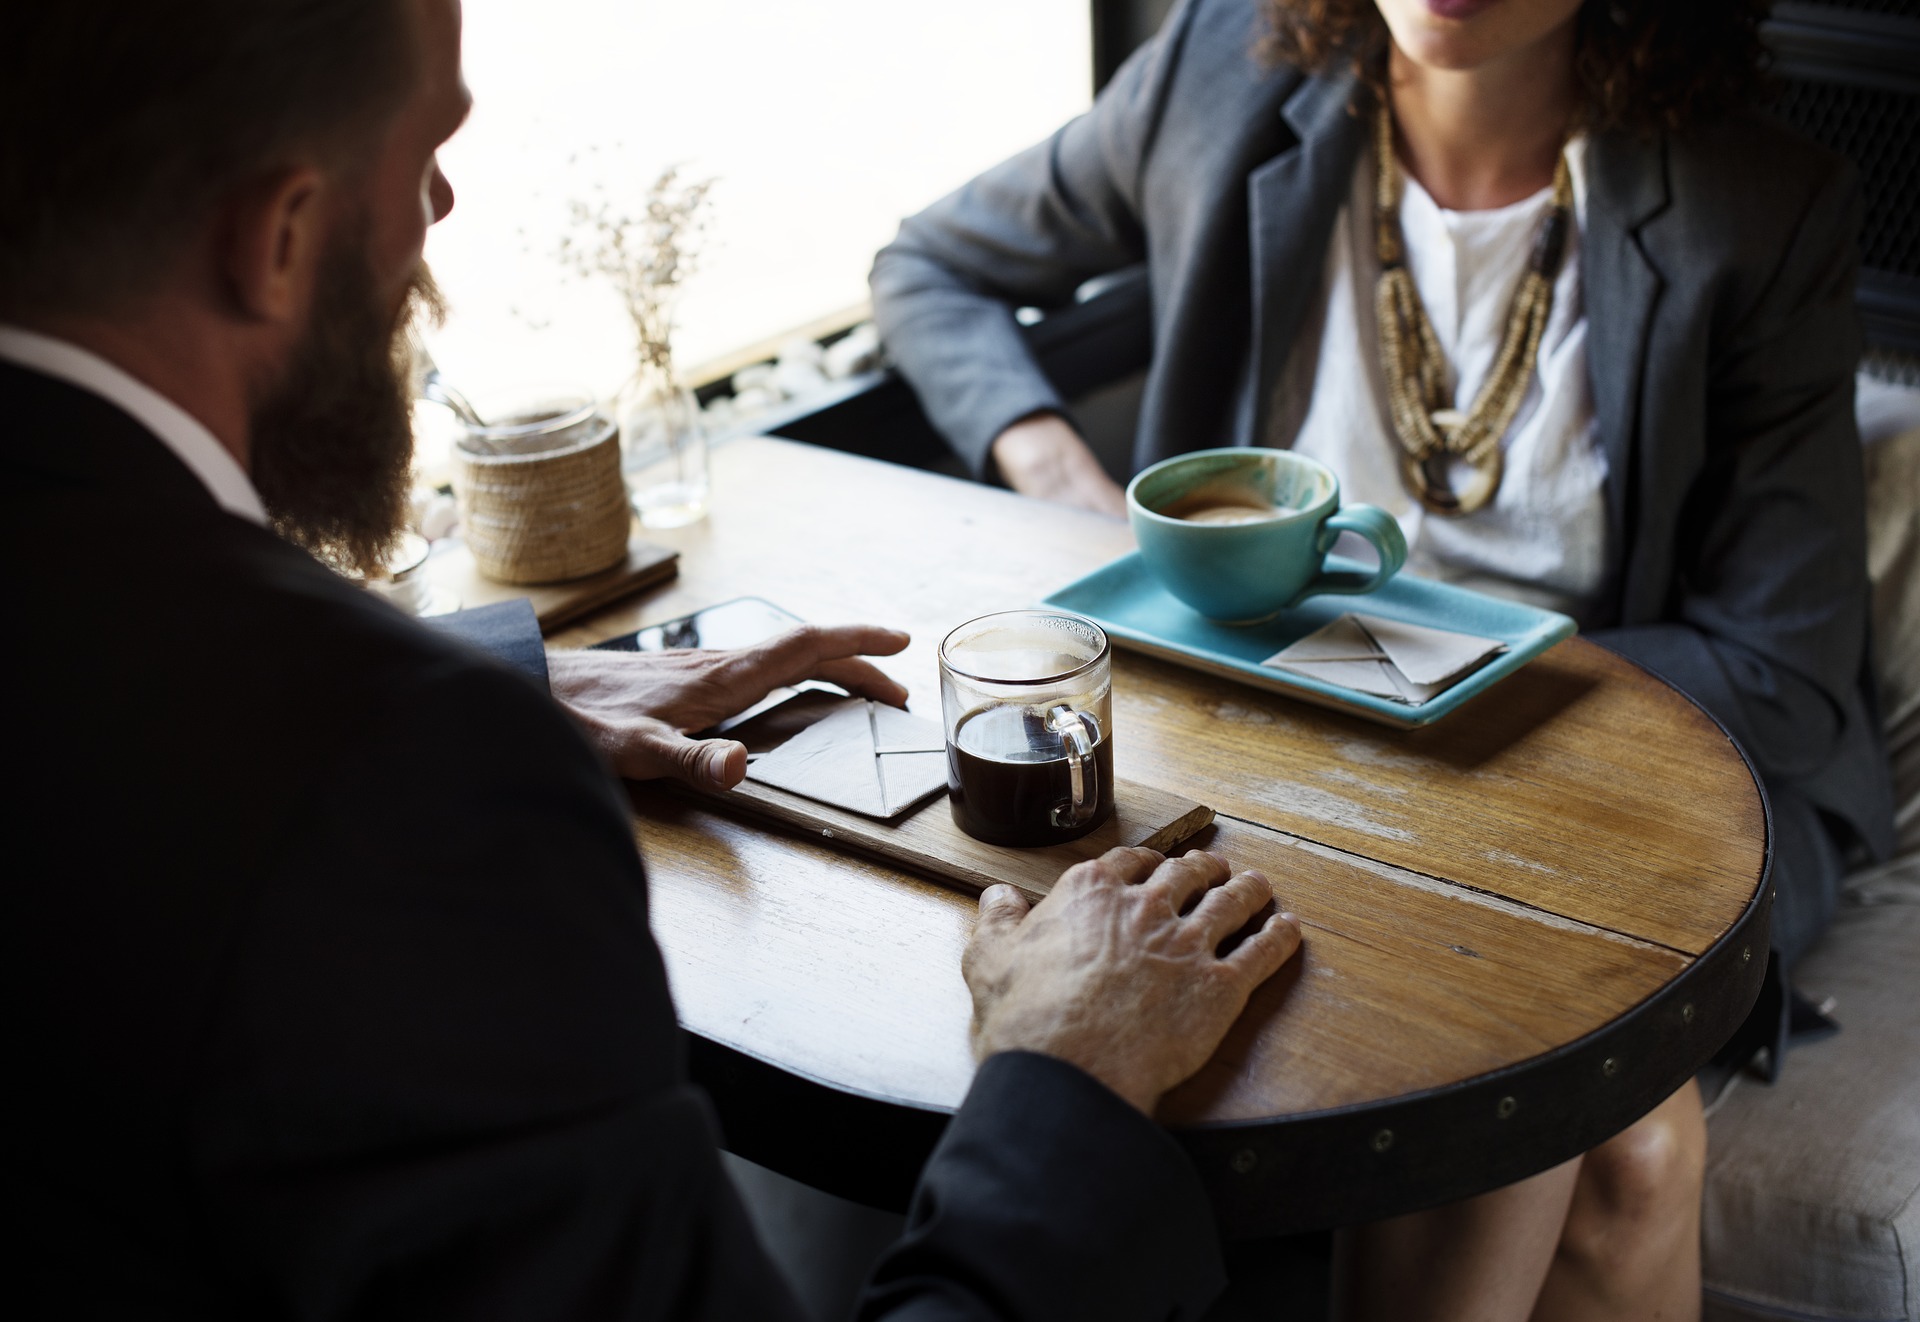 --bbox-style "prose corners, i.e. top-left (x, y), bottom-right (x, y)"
top-left (0, 1), bottom-right (1307, 1318)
